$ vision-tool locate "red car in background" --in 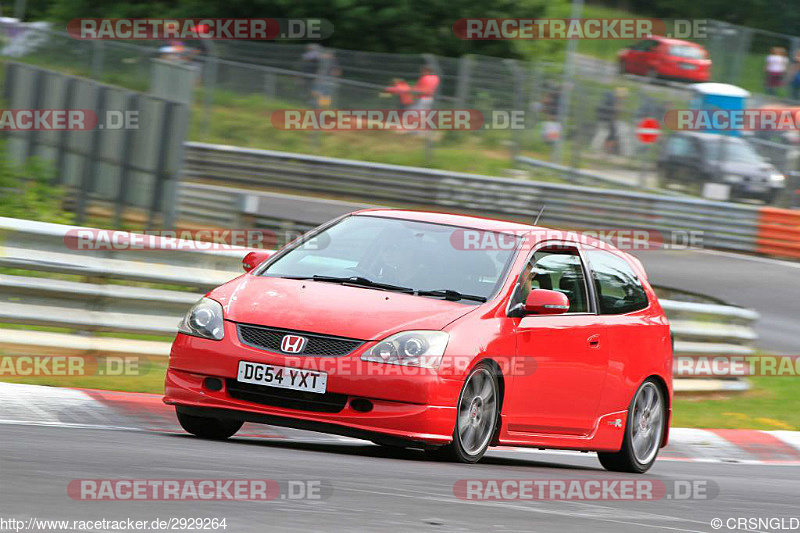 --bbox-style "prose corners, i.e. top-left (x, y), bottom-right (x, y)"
top-left (618, 36), bottom-right (711, 82)
top-left (164, 210), bottom-right (673, 473)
